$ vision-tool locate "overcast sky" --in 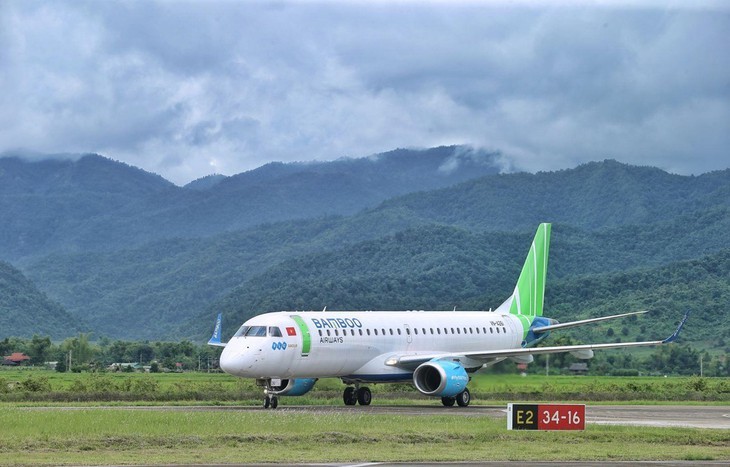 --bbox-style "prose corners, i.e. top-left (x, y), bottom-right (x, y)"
top-left (1, 1), bottom-right (728, 185)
